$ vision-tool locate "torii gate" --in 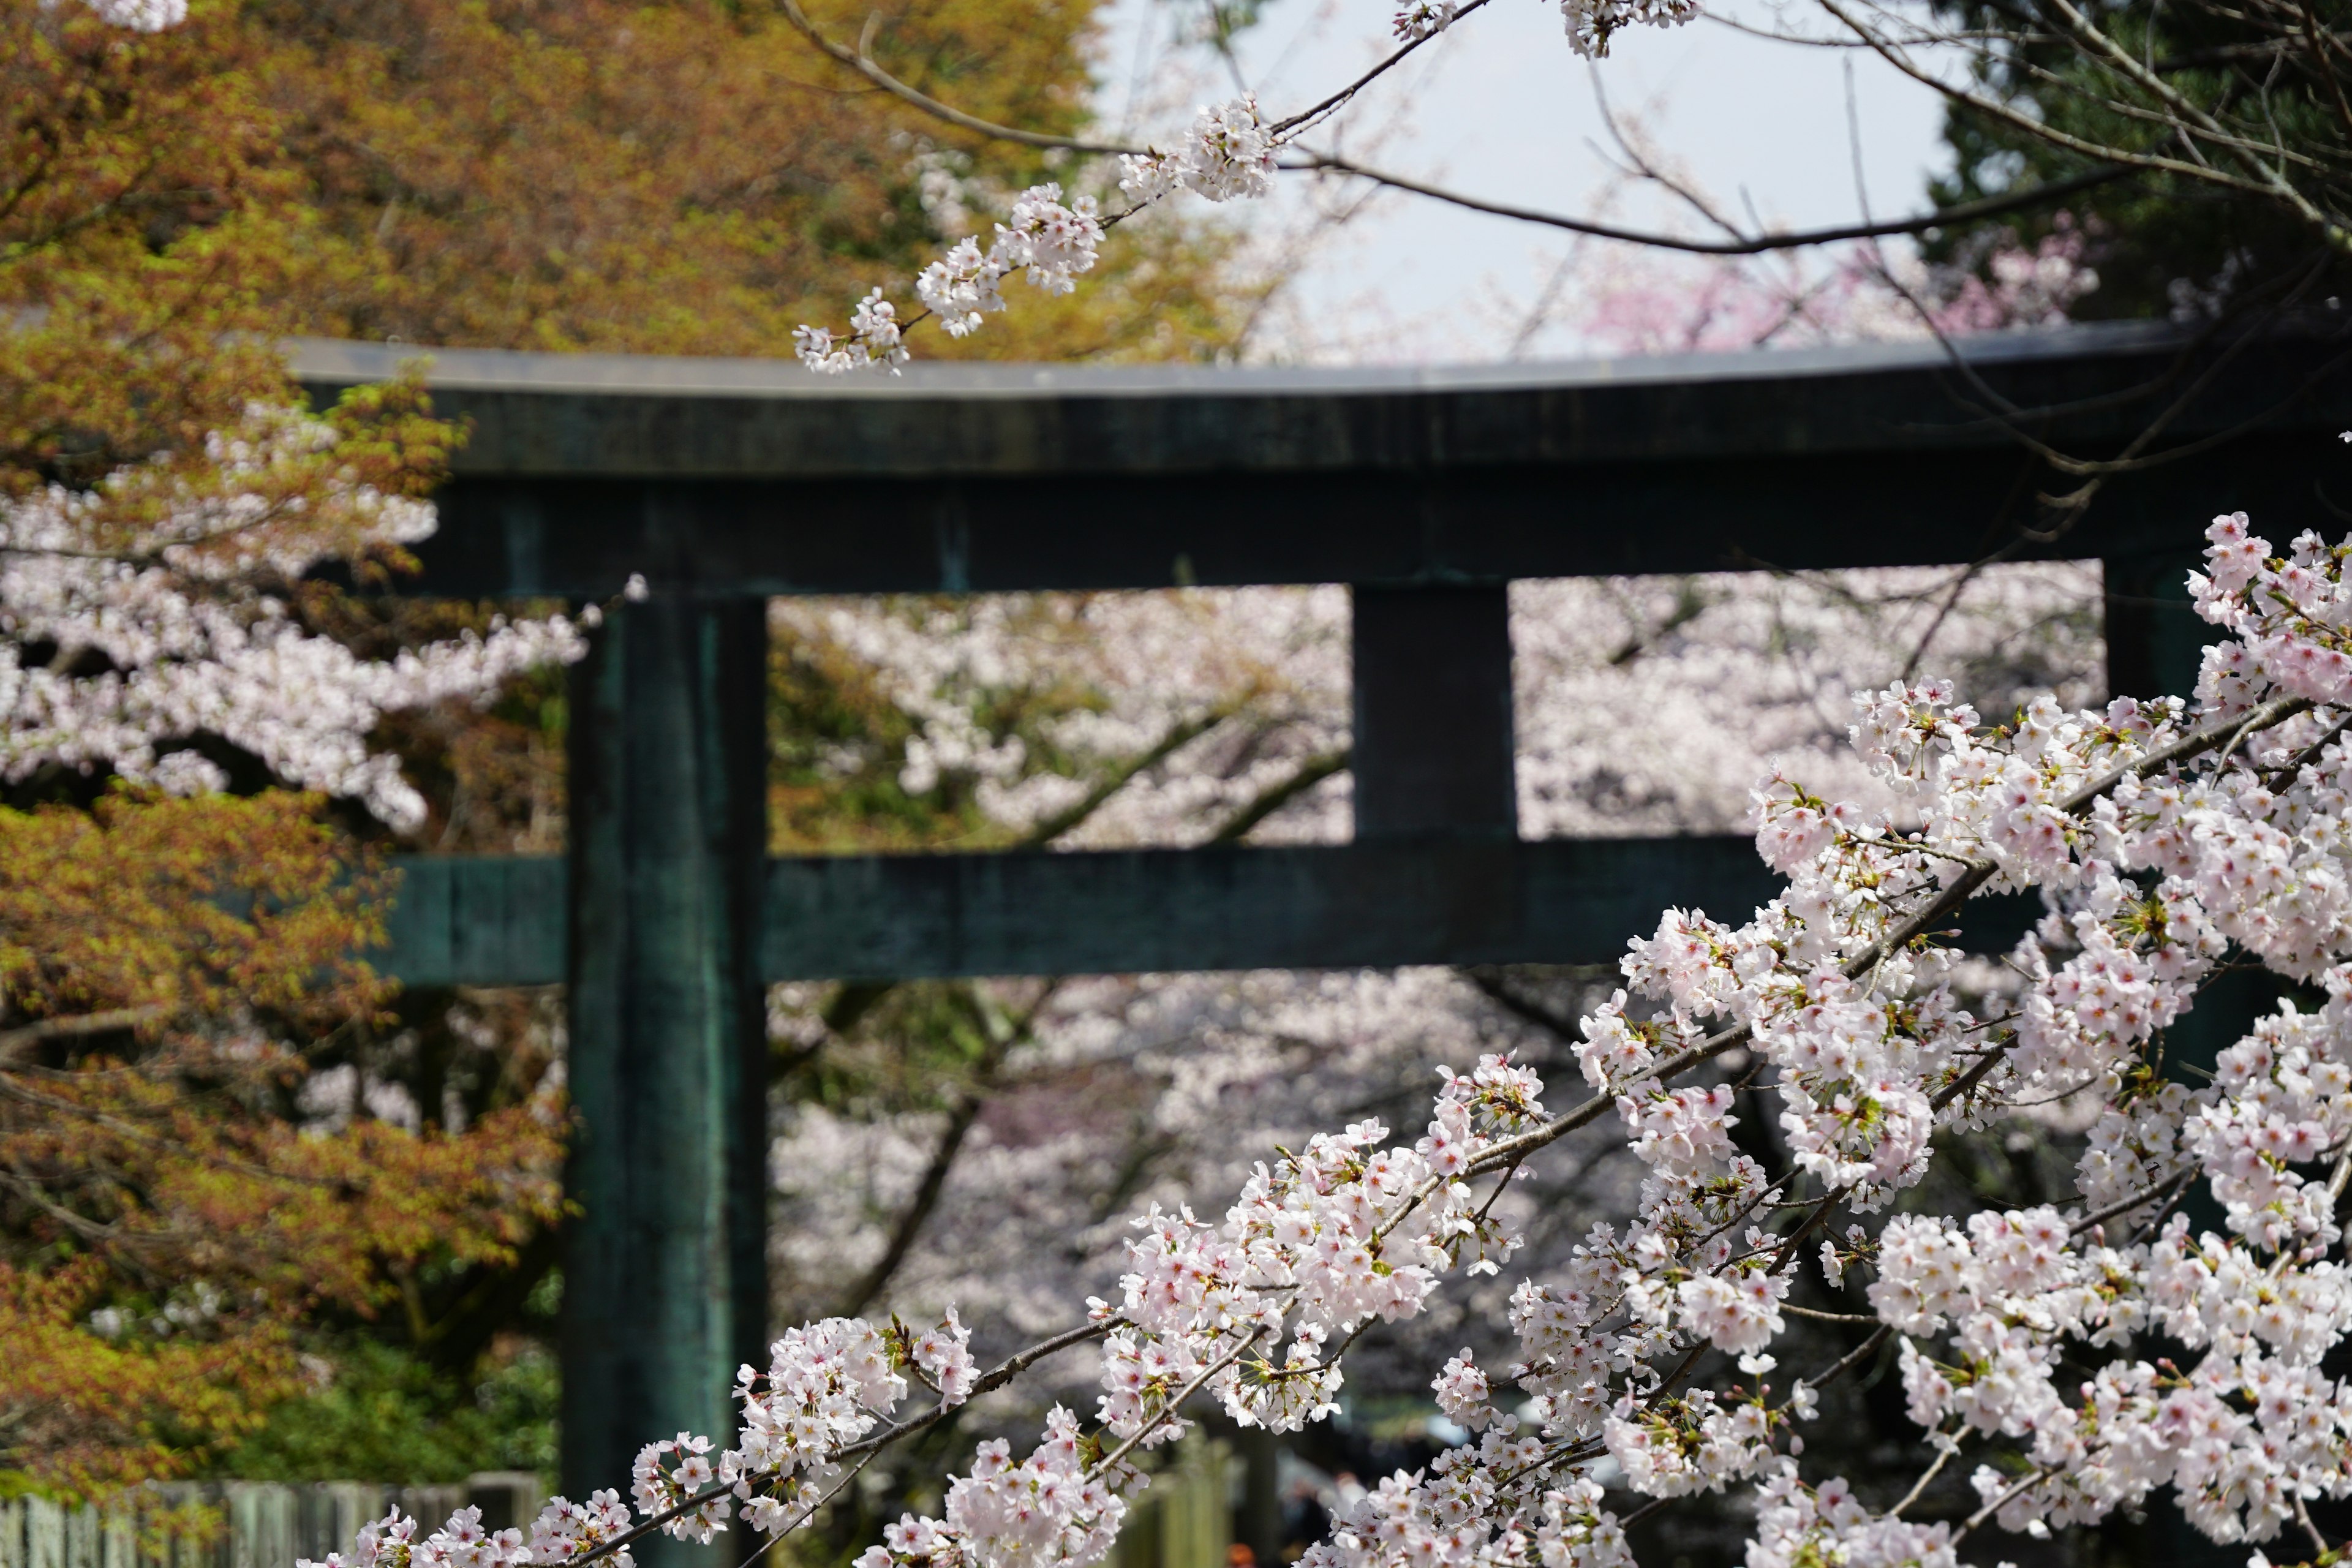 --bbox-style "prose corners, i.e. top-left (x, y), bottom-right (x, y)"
top-left (291, 322), bottom-right (2348, 1545)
